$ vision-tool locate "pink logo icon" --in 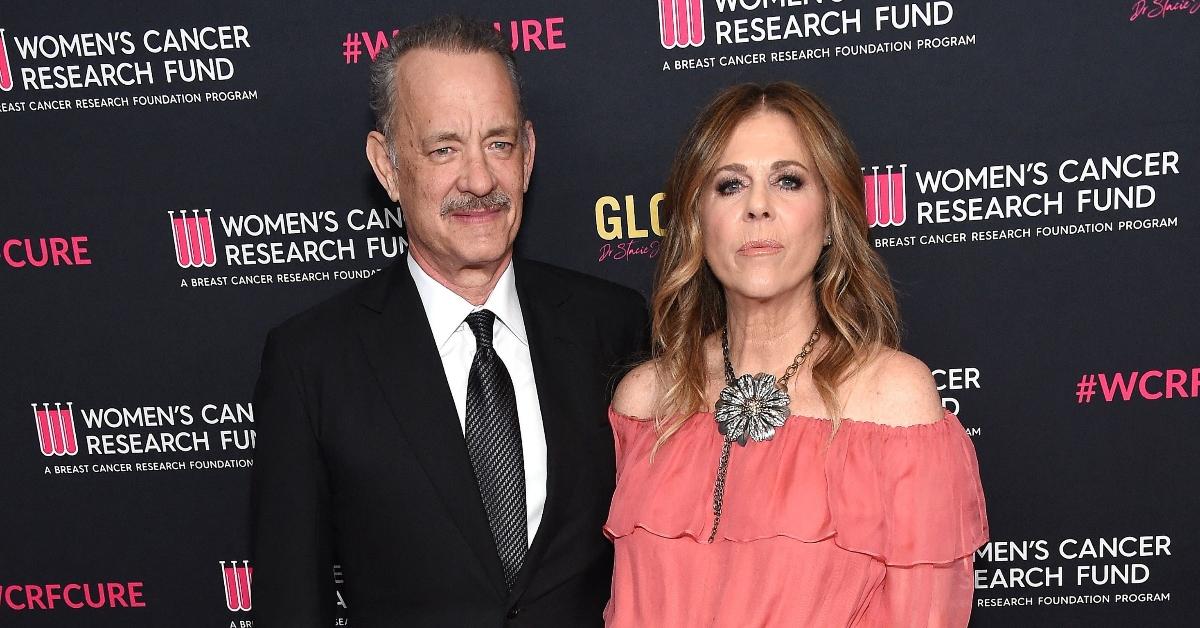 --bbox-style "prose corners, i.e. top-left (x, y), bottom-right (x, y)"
top-left (33, 402), bottom-right (79, 456)
top-left (0, 28), bottom-right (14, 91)
top-left (659, 0), bottom-right (705, 48)
top-left (170, 209), bottom-right (217, 268)
top-left (863, 164), bottom-right (907, 227)
top-left (220, 561), bottom-right (252, 611)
